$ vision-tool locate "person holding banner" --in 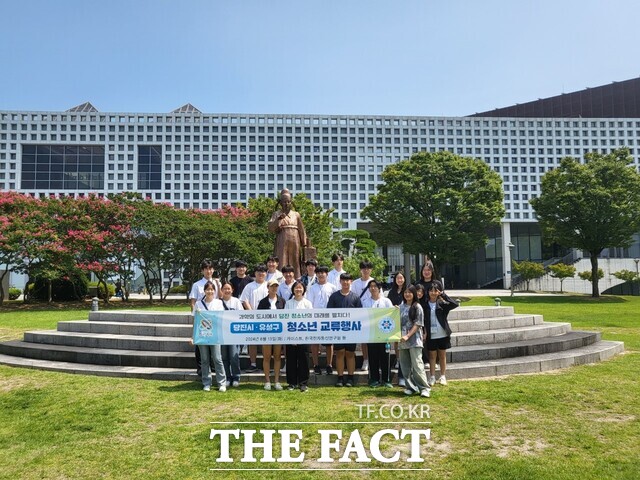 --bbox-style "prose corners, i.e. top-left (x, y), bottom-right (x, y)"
top-left (192, 281), bottom-right (227, 392)
top-left (327, 273), bottom-right (362, 387)
top-left (257, 278), bottom-right (286, 391)
top-left (399, 285), bottom-right (431, 398)
top-left (363, 280), bottom-right (393, 388)
top-left (351, 260), bottom-right (375, 372)
top-left (219, 280), bottom-right (244, 388)
top-left (284, 281), bottom-right (313, 392)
